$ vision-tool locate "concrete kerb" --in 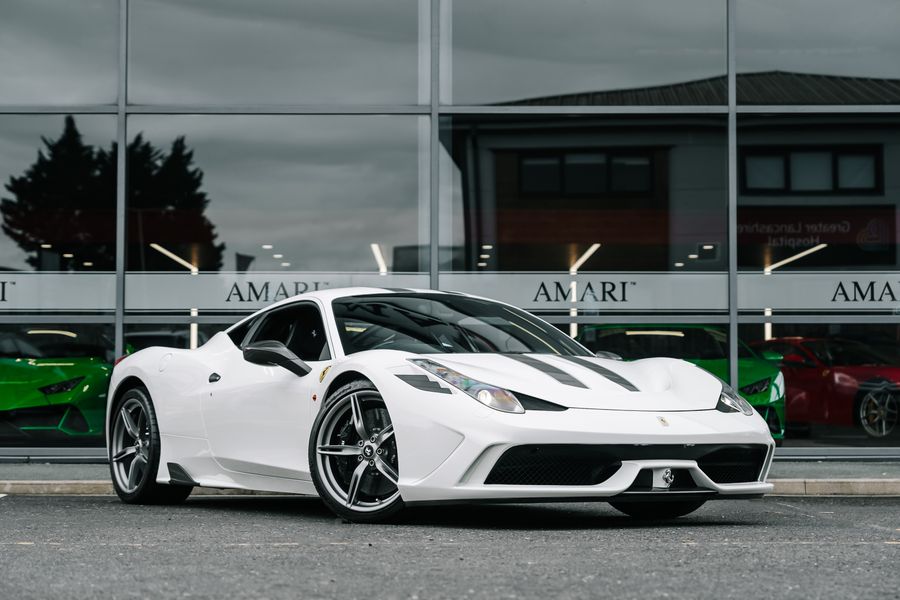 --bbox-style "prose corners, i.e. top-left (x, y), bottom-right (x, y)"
top-left (3, 479), bottom-right (900, 496)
